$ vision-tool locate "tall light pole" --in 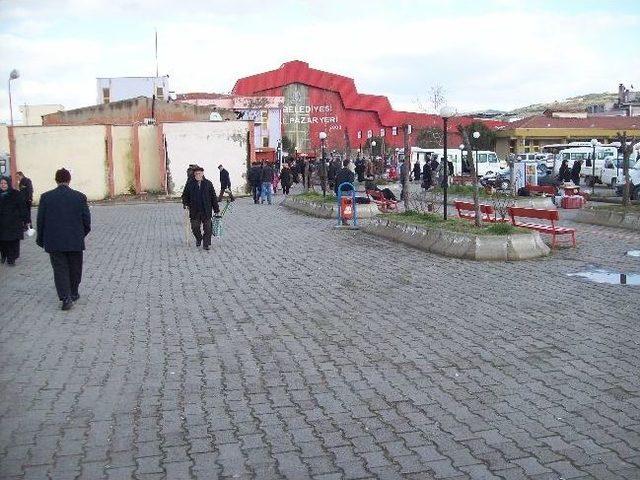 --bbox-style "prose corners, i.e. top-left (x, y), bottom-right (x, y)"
top-left (459, 143), bottom-right (465, 174)
top-left (439, 106), bottom-right (456, 219)
top-left (473, 131), bottom-right (481, 181)
top-left (370, 140), bottom-right (376, 178)
top-left (590, 138), bottom-right (598, 195)
top-left (8, 69), bottom-right (20, 126)
top-left (319, 131), bottom-right (328, 196)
